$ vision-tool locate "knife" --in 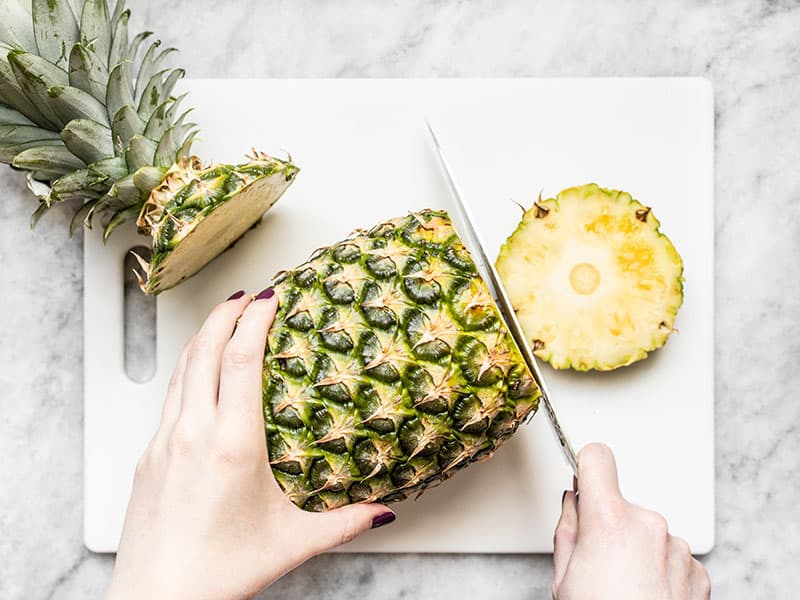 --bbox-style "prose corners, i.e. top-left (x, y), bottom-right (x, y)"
top-left (425, 121), bottom-right (579, 477)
